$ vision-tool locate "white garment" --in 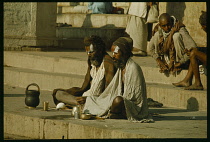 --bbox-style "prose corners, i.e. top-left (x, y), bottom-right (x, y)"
top-left (128, 2), bottom-right (147, 18)
top-left (82, 61), bottom-right (105, 97)
top-left (126, 2), bottom-right (148, 51)
top-left (126, 15), bottom-right (148, 51)
top-left (83, 58), bottom-right (149, 122)
top-left (149, 16), bottom-right (197, 64)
